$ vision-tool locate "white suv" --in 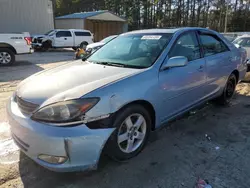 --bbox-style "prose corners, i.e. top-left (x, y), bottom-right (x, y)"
top-left (32, 29), bottom-right (94, 51)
